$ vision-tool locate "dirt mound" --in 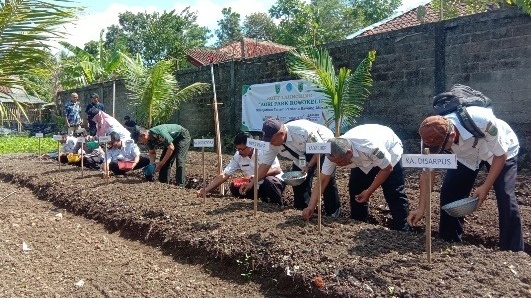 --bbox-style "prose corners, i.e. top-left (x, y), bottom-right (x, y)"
top-left (1, 153), bottom-right (530, 297)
